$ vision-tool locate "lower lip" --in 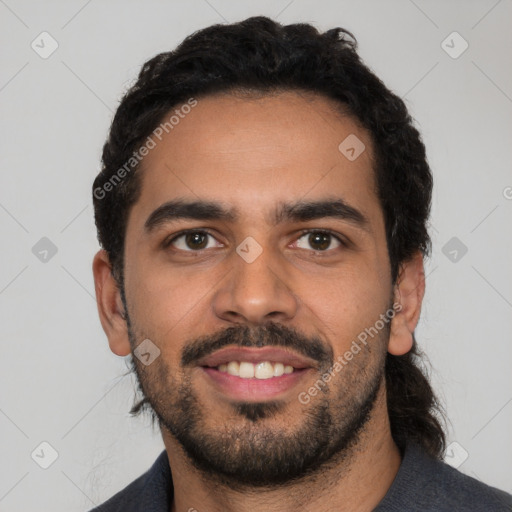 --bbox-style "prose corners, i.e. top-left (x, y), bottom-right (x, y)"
top-left (201, 367), bottom-right (311, 401)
